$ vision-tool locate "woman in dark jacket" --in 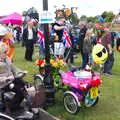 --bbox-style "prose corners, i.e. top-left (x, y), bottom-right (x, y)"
top-left (22, 21), bottom-right (37, 61)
